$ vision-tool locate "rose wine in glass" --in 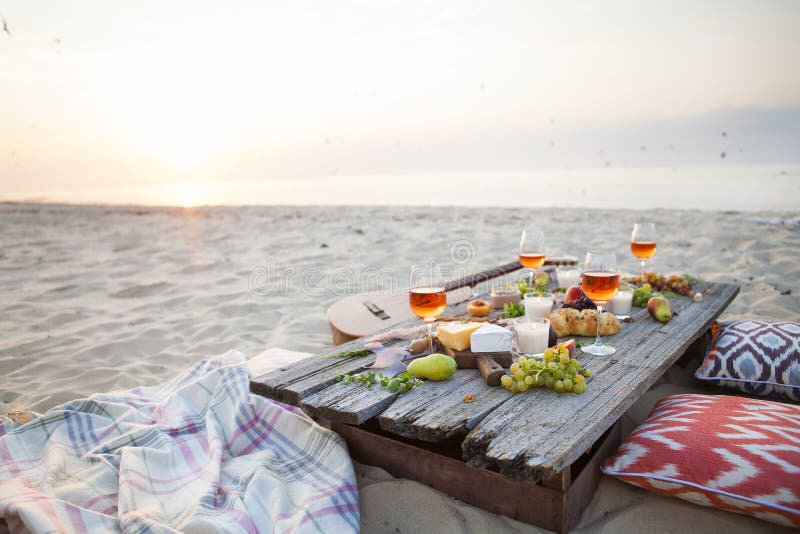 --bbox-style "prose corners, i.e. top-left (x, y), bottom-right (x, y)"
top-left (409, 263), bottom-right (447, 351)
top-left (631, 223), bottom-right (656, 275)
top-left (519, 229), bottom-right (546, 289)
top-left (581, 252), bottom-right (619, 356)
